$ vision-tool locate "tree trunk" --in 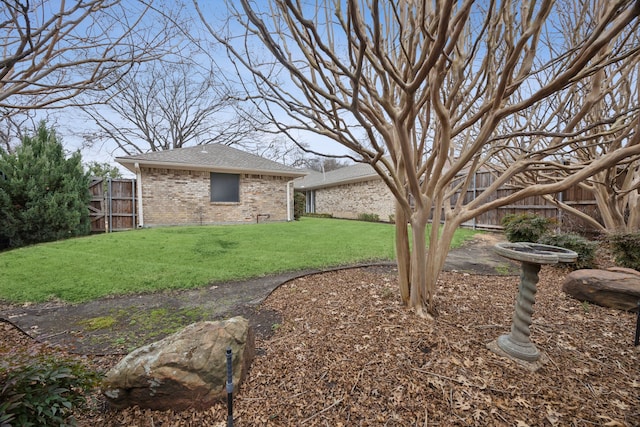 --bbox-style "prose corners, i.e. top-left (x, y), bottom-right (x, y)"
top-left (628, 192), bottom-right (639, 231)
top-left (409, 215), bottom-right (428, 316)
top-left (400, 203), bottom-right (462, 317)
top-left (592, 183), bottom-right (627, 232)
top-left (423, 220), bottom-right (460, 315)
top-left (541, 194), bottom-right (605, 232)
top-left (395, 202), bottom-right (411, 304)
